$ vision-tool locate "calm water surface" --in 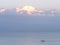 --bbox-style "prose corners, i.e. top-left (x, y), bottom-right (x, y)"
top-left (0, 32), bottom-right (60, 45)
